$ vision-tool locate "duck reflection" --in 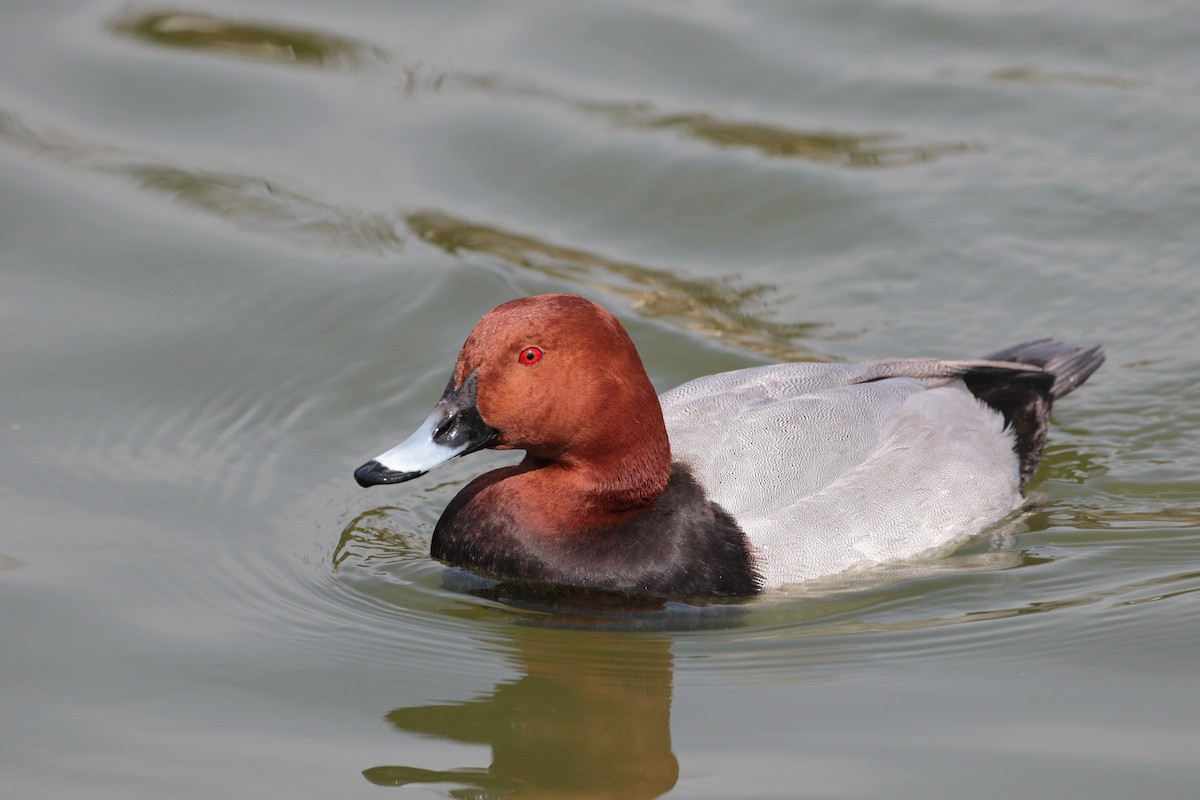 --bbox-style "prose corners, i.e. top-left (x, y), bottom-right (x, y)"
top-left (363, 624), bottom-right (679, 799)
